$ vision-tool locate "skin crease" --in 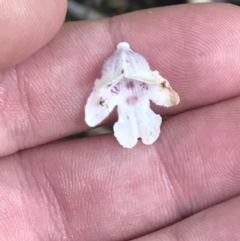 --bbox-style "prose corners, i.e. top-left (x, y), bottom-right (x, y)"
top-left (0, 1), bottom-right (240, 240)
